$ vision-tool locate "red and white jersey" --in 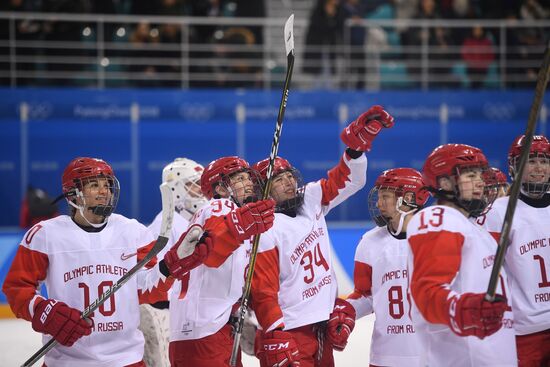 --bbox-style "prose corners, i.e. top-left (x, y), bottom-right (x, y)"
top-left (168, 198), bottom-right (250, 341)
top-left (348, 226), bottom-right (421, 366)
top-left (2, 214), bottom-right (172, 367)
top-left (481, 196), bottom-right (550, 335)
top-left (407, 205), bottom-right (517, 367)
top-left (251, 152), bottom-right (367, 332)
